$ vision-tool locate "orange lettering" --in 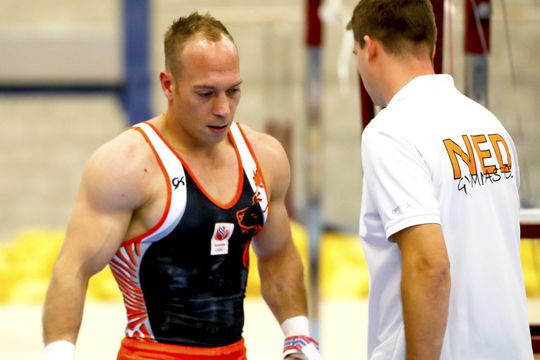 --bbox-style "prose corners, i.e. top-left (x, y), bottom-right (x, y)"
top-left (471, 135), bottom-right (497, 174)
top-left (443, 135), bottom-right (477, 179)
top-left (488, 134), bottom-right (512, 173)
